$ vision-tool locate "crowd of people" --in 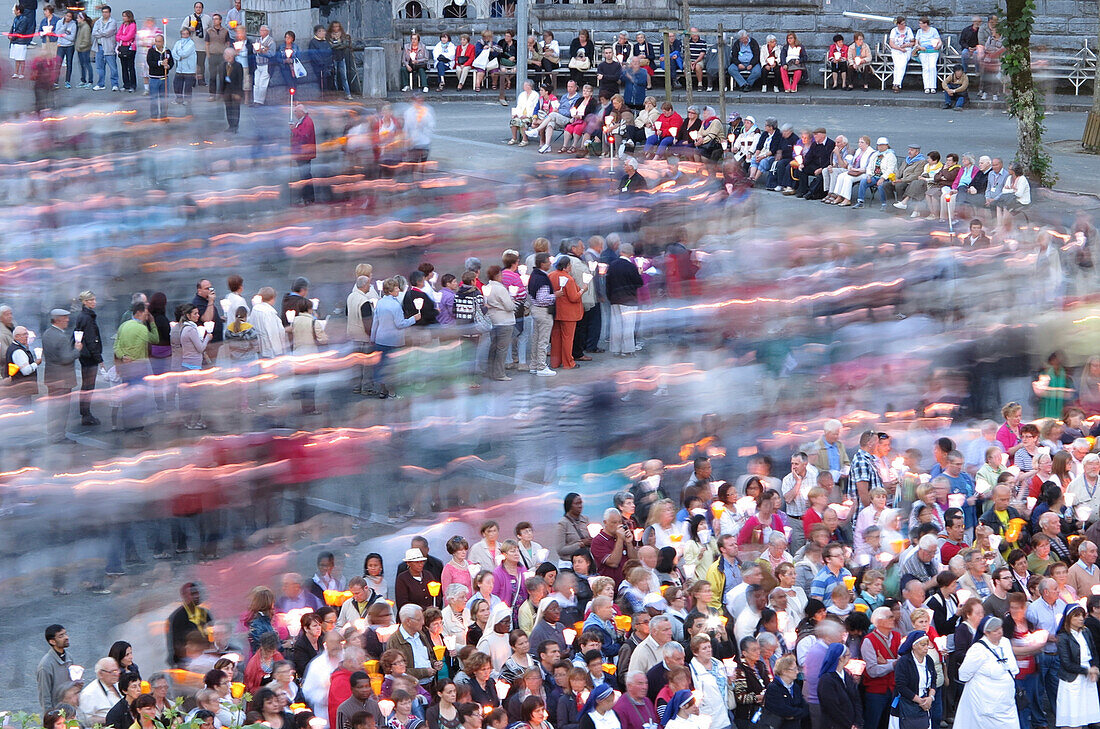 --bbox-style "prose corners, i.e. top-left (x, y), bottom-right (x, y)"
top-left (32, 392), bottom-right (1100, 729)
top-left (6, 0), bottom-right (360, 118)
top-left (410, 15), bottom-right (1007, 103)
top-left (0, 235), bottom-right (659, 435)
